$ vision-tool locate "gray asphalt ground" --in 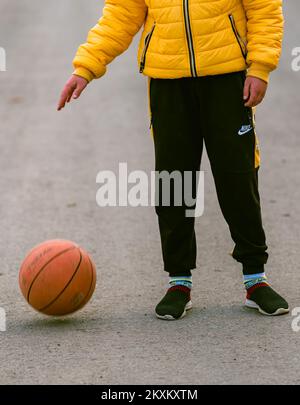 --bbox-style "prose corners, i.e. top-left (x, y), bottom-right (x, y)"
top-left (0, 0), bottom-right (299, 385)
